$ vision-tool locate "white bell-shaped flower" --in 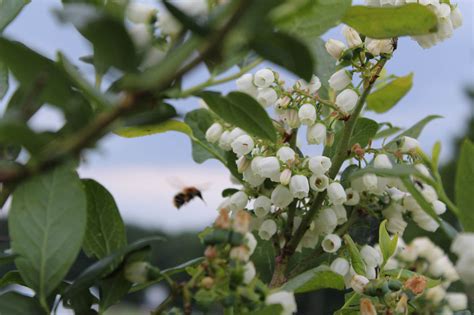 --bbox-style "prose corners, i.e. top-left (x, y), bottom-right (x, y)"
top-left (374, 154), bottom-right (392, 169)
top-left (257, 87), bottom-right (278, 107)
top-left (254, 69), bottom-right (275, 88)
top-left (333, 205), bottom-right (348, 225)
top-left (360, 245), bottom-right (383, 267)
top-left (258, 219), bottom-right (277, 240)
top-left (327, 182), bottom-right (347, 205)
top-left (342, 25), bottom-right (363, 47)
top-left (277, 147), bottom-right (296, 164)
top-left (309, 174), bottom-right (329, 192)
top-left (298, 104), bottom-right (317, 125)
top-left (446, 293), bottom-right (468, 311)
top-left (400, 136), bottom-right (420, 153)
top-left (328, 69), bottom-right (352, 91)
top-left (243, 168), bottom-right (265, 187)
top-left (313, 208), bottom-right (338, 235)
top-left (271, 185), bottom-right (293, 208)
top-left (231, 134), bottom-right (254, 156)
top-left (365, 38), bottom-right (393, 56)
top-left (344, 188), bottom-right (360, 206)
top-left (330, 257), bottom-right (350, 276)
top-left (322, 234), bottom-right (342, 253)
top-left (298, 75), bottom-right (322, 94)
top-left (205, 122), bottom-right (223, 143)
top-left (243, 262), bottom-right (256, 284)
top-left (229, 191), bottom-right (248, 212)
top-left (289, 175), bottom-right (310, 199)
top-left (351, 275), bottom-right (369, 294)
top-left (218, 130), bottom-right (233, 151)
top-left (281, 109), bottom-right (301, 128)
top-left (451, 7), bottom-right (463, 29)
top-left (335, 89), bottom-right (358, 112)
top-left (307, 123), bottom-right (327, 145)
top-left (256, 156), bottom-right (280, 179)
top-left (127, 3), bottom-right (157, 24)
top-left (309, 156), bottom-right (332, 175)
top-left (253, 196), bottom-right (272, 217)
top-left (244, 232), bottom-right (257, 255)
top-left (265, 291), bottom-right (297, 315)
top-left (236, 73), bottom-right (257, 96)
top-left (325, 39), bottom-right (347, 59)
